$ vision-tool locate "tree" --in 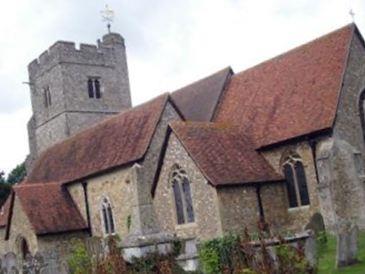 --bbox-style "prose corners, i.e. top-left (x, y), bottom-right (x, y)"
top-left (6, 162), bottom-right (26, 185)
top-left (0, 162), bottom-right (27, 206)
top-left (0, 171), bottom-right (5, 184)
top-left (0, 171), bottom-right (10, 207)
